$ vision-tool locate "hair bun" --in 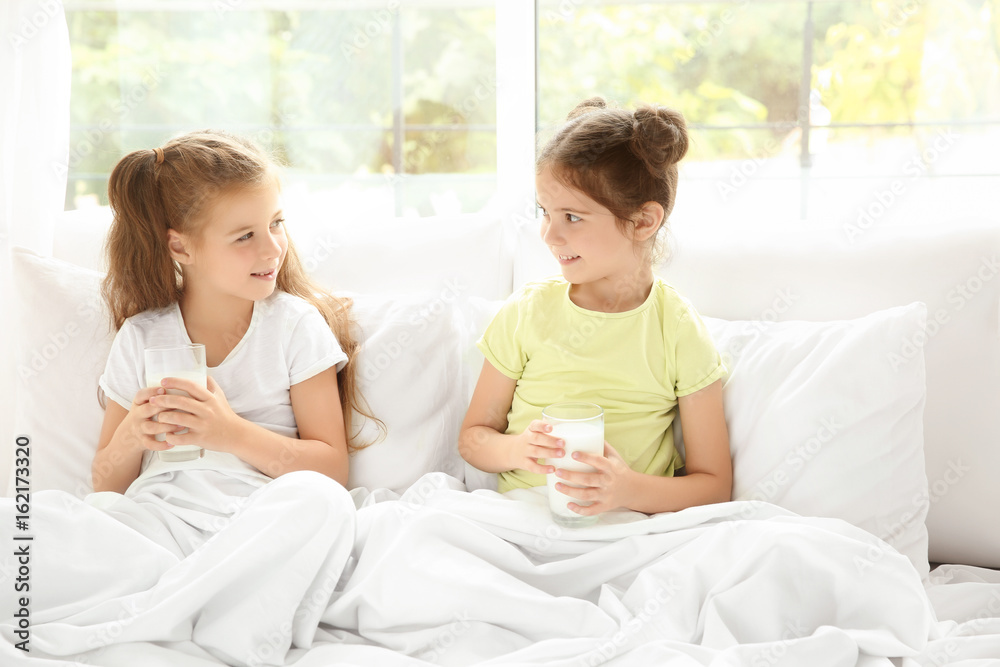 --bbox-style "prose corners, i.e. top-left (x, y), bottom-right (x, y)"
top-left (566, 96), bottom-right (608, 121)
top-left (630, 105), bottom-right (689, 172)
